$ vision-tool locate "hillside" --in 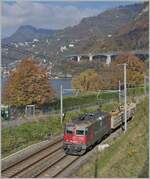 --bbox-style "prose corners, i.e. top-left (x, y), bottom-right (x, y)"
top-left (58, 3), bottom-right (144, 40)
top-left (2, 25), bottom-right (59, 43)
top-left (72, 98), bottom-right (149, 178)
top-left (82, 2), bottom-right (149, 52)
top-left (115, 2), bottom-right (149, 50)
top-left (2, 2), bottom-right (148, 67)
